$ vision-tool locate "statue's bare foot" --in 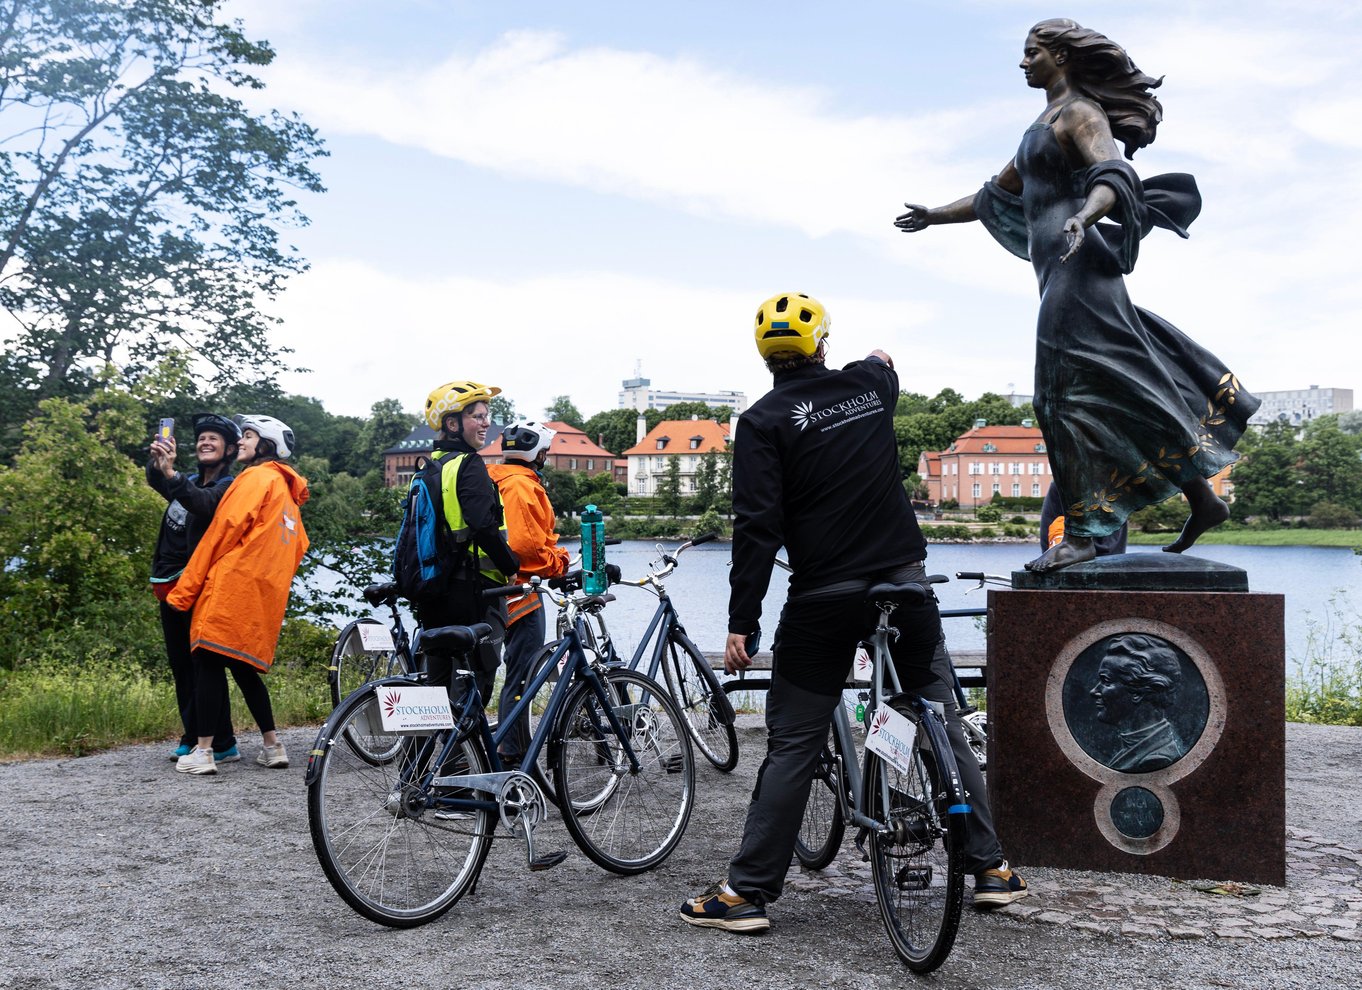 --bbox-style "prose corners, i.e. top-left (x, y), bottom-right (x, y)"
top-left (1024, 536), bottom-right (1095, 573)
top-left (1163, 497), bottom-right (1230, 554)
